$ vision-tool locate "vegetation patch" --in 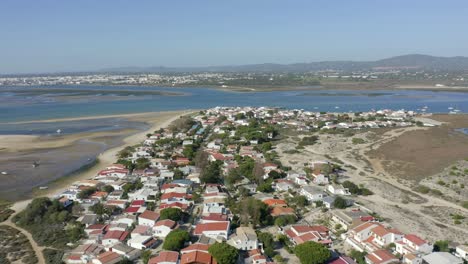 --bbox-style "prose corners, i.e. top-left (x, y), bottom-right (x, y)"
top-left (13, 197), bottom-right (85, 249)
top-left (0, 226), bottom-right (38, 264)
